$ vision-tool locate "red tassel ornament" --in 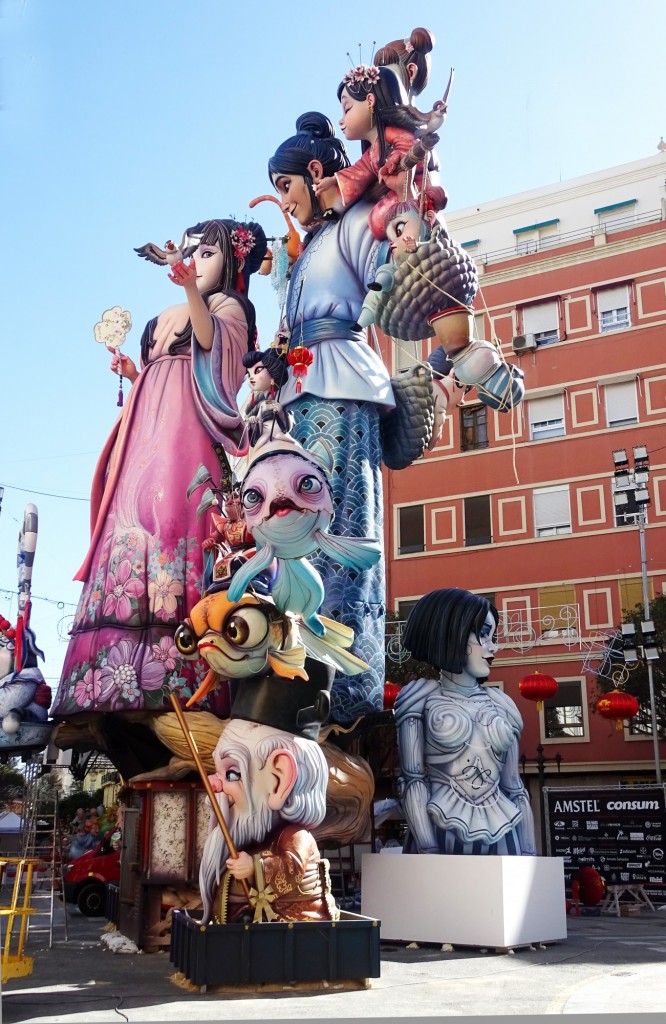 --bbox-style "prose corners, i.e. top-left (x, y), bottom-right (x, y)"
top-left (287, 345), bottom-right (314, 394)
